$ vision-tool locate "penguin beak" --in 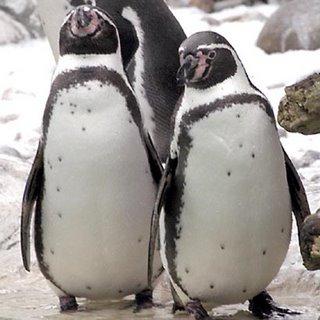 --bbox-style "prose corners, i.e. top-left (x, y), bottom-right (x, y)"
top-left (176, 55), bottom-right (199, 86)
top-left (71, 6), bottom-right (100, 37)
